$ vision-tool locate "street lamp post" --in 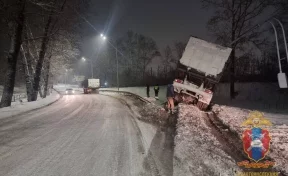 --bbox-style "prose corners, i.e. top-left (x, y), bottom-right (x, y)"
top-left (91, 62), bottom-right (94, 78)
top-left (230, 18), bottom-right (288, 88)
top-left (274, 18), bottom-right (288, 64)
top-left (65, 69), bottom-right (68, 88)
top-left (116, 47), bottom-right (119, 91)
top-left (100, 34), bottom-right (119, 91)
top-left (269, 21), bottom-right (288, 88)
top-left (82, 57), bottom-right (93, 78)
top-left (269, 22), bottom-right (282, 73)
